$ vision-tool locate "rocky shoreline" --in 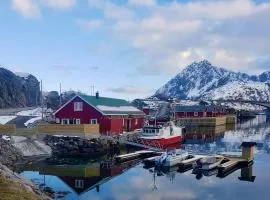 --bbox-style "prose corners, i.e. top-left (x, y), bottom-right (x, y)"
top-left (0, 134), bottom-right (119, 200)
top-left (0, 136), bottom-right (52, 200)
